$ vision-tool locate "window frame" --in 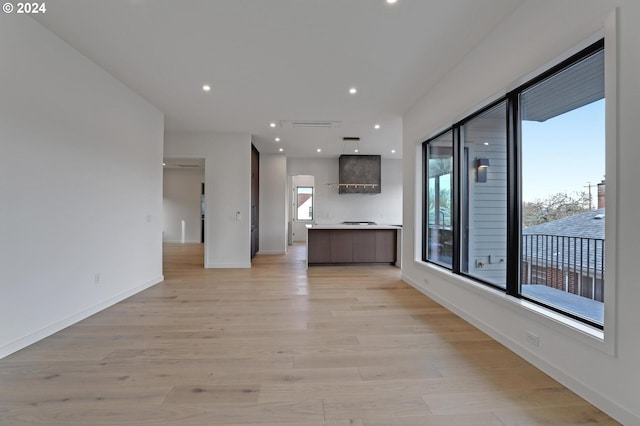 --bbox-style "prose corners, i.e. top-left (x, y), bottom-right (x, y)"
top-left (294, 185), bottom-right (314, 222)
top-left (421, 39), bottom-right (605, 330)
top-left (422, 130), bottom-right (456, 269)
